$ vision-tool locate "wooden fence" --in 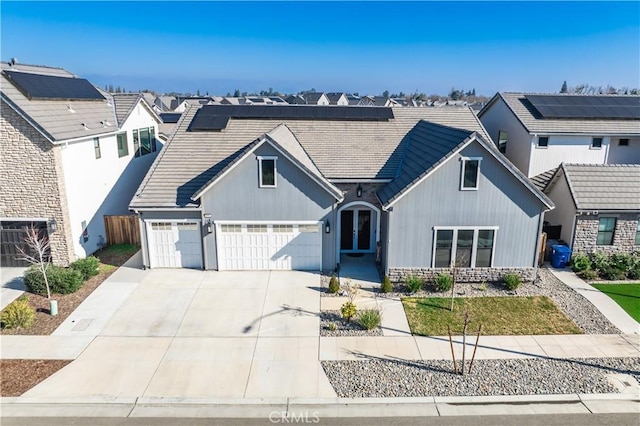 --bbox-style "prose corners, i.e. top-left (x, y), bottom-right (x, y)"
top-left (104, 215), bottom-right (140, 246)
